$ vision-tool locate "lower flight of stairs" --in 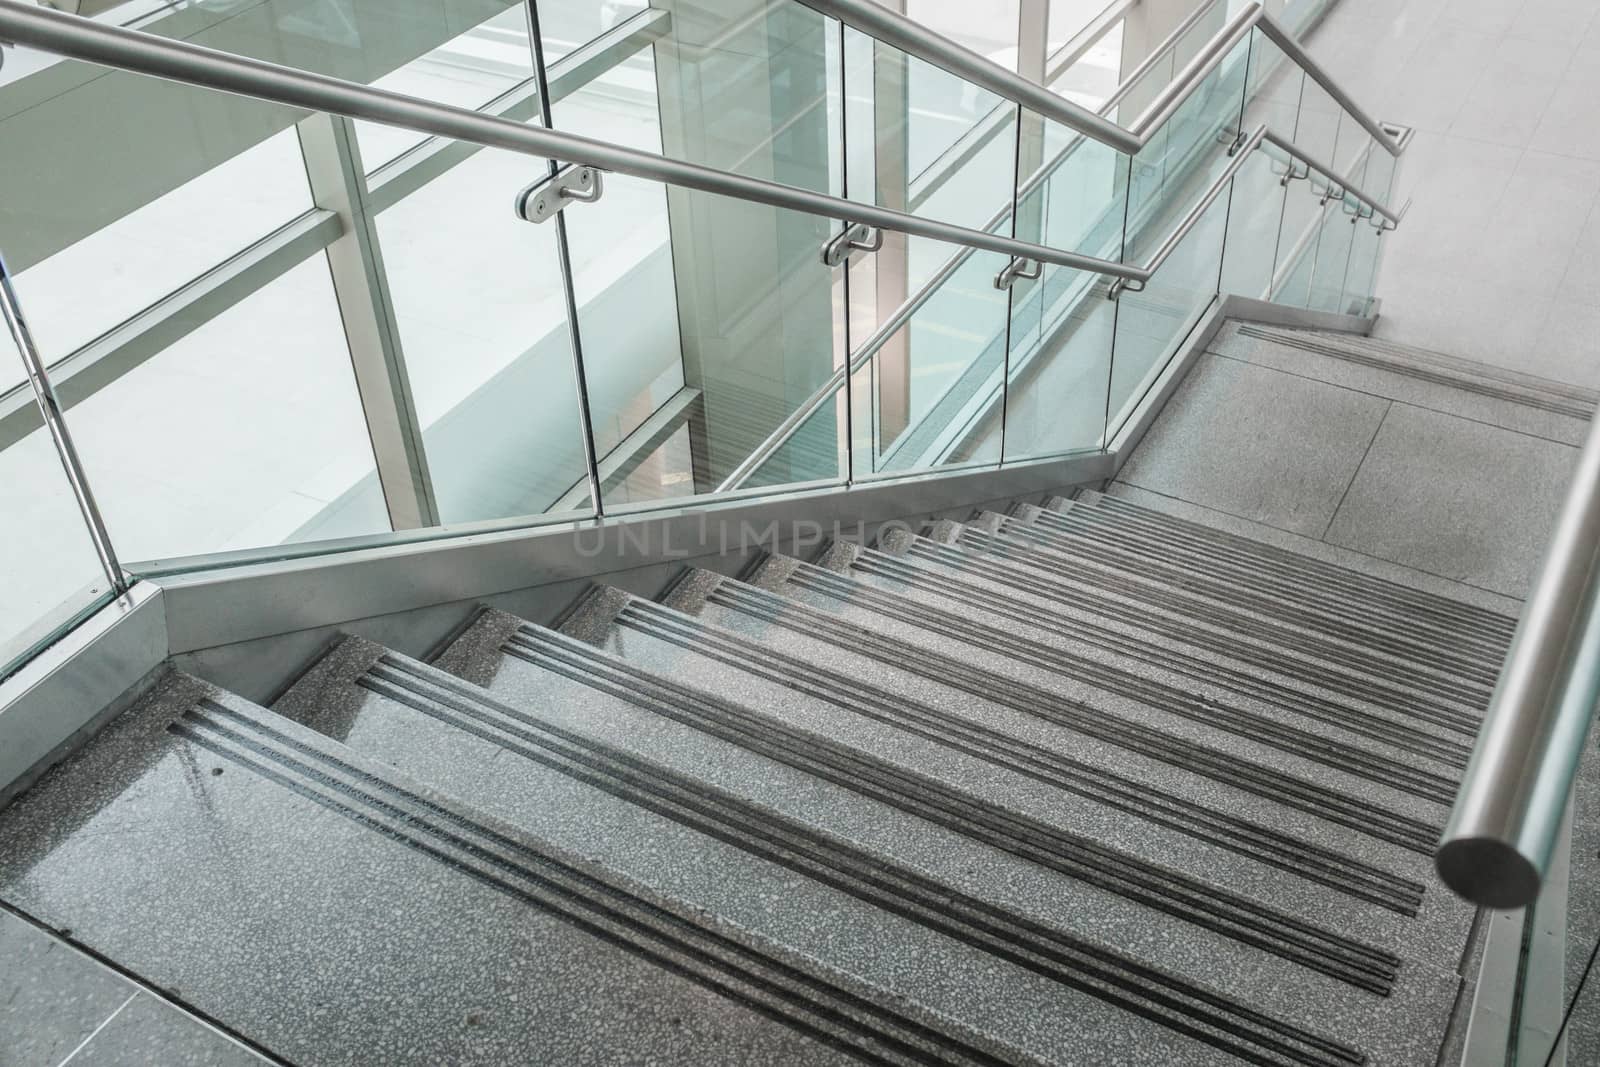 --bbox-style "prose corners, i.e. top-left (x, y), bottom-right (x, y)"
top-left (0, 490), bottom-right (1509, 1065)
